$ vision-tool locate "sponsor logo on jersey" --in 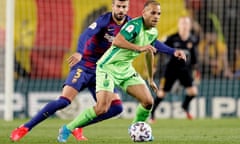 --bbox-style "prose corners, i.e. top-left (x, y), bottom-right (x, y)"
top-left (104, 33), bottom-right (114, 42)
top-left (89, 22), bottom-right (97, 29)
top-left (107, 28), bottom-right (115, 31)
